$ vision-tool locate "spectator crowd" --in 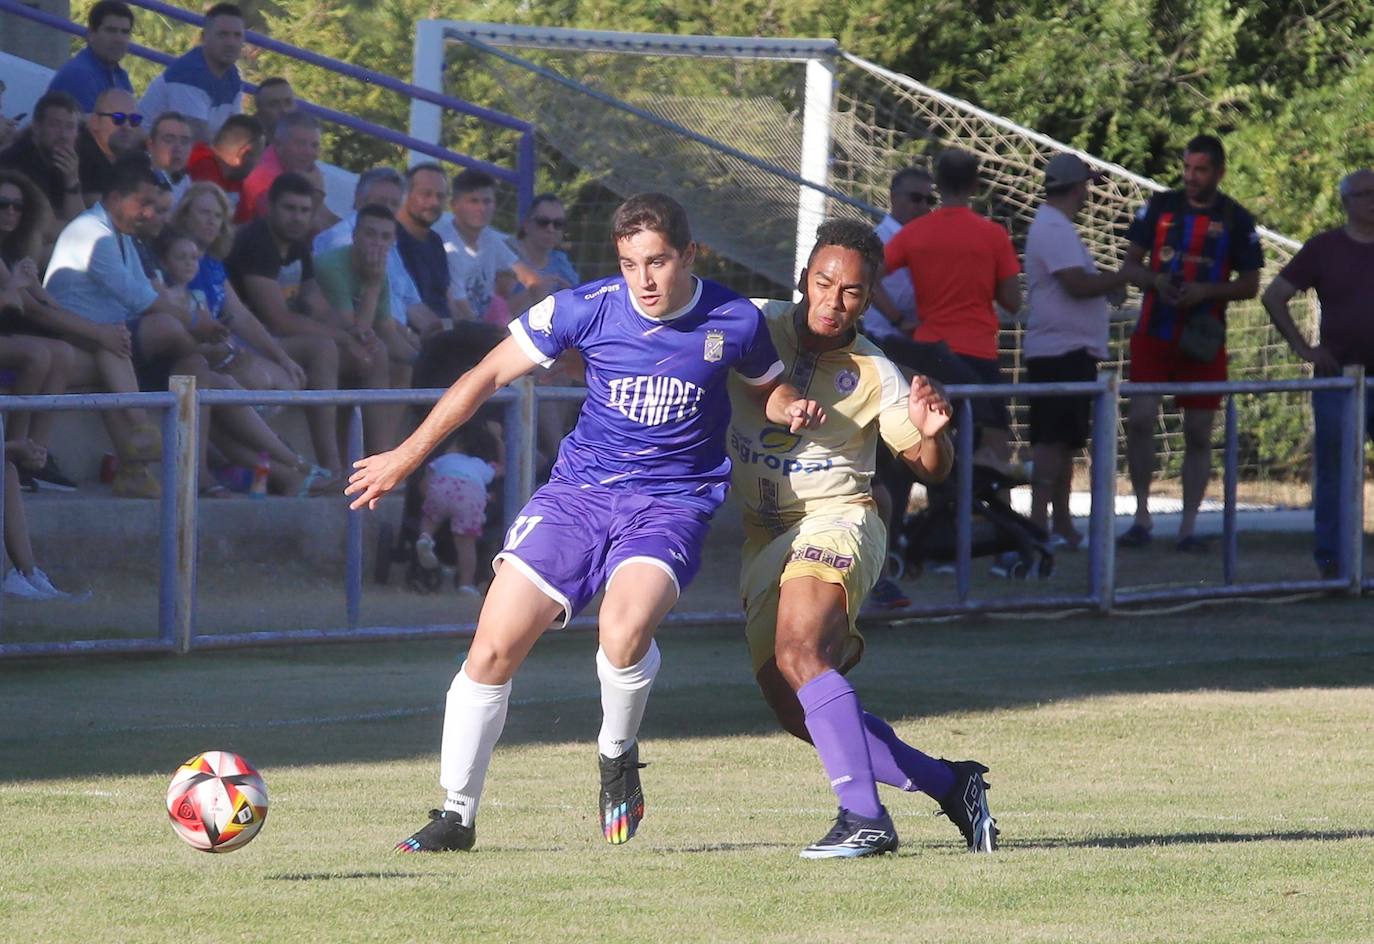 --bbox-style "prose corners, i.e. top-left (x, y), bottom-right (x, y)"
top-left (1, 0), bottom-right (1370, 602)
